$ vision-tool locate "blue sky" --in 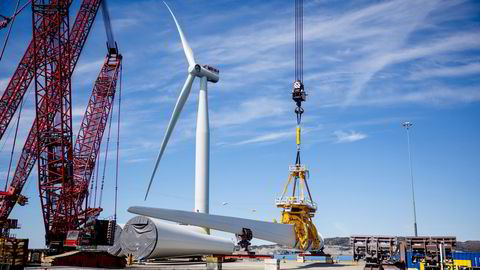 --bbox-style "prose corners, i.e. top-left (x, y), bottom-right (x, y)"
top-left (0, 0), bottom-right (479, 248)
